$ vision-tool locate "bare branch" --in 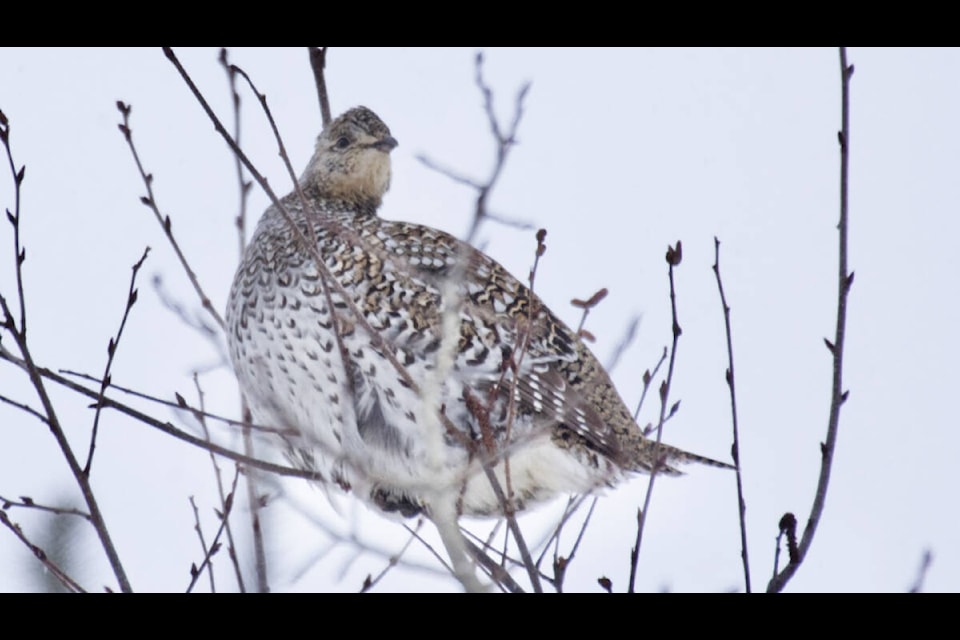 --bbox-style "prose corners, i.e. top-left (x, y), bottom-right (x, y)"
top-left (193, 373), bottom-right (245, 592)
top-left (464, 537), bottom-right (525, 594)
top-left (629, 241), bottom-right (684, 593)
top-left (83, 247), bottom-right (150, 475)
top-left (186, 467), bottom-right (240, 593)
top-left (0, 391), bottom-right (49, 426)
top-left (308, 47), bottom-right (332, 128)
top-left (217, 48), bottom-right (253, 260)
top-left (767, 47), bottom-right (855, 593)
top-left (0, 110), bottom-right (28, 337)
top-left (215, 51), bottom-right (267, 590)
top-left (0, 494), bottom-right (92, 522)
top-left (550, 496), bottom-right (599, 592)
top-left (151, 273), bottom-right (226, 365)
top-left (360, 520), bottom-right (422, 592)
top-left (712, 236), bottom-right (752, 593)
top-left (0, 350), bottom-right (322, 481)
top-left (908, 549), bottom-right (933, 593)
top-left (241, 402), bottom-right (270, 593)
top-left (604, 315), bottom-right (640, 374)
top-left (59, 368), bottom-right (295, 437)
top-left (0, 510), bottom-right (86, 593)
top-left (418, 52), bottom-right (532, 244)
top-left (633, 347), bottom-right (668, 423)
top-left (188, 495), bottom-right (216, 593)
top-left (0, 117), bottom-right (132, 592)
top-left (115, 101), bottom-right (225, 330)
